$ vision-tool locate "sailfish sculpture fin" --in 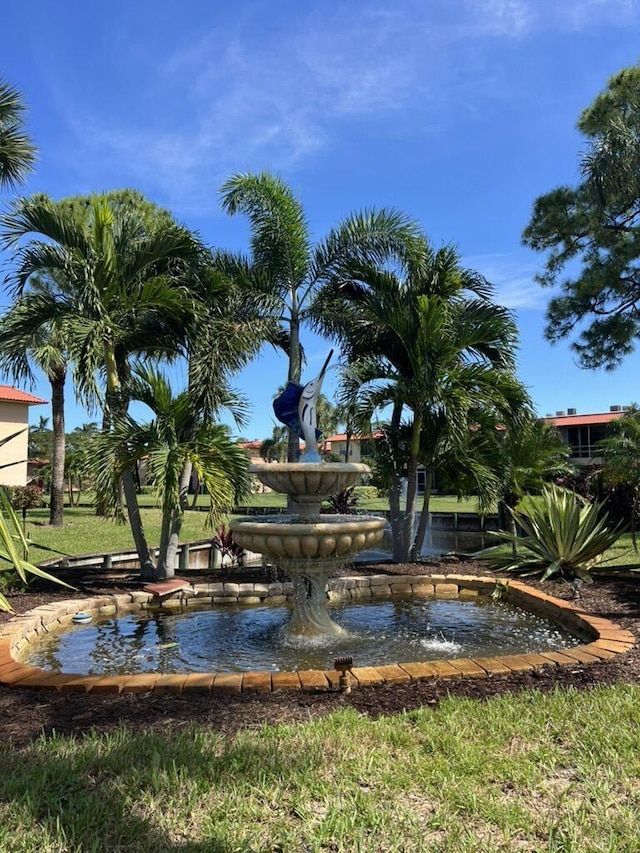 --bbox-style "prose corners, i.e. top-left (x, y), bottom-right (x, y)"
top-left (273, 350), bottom-right (333, 461)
